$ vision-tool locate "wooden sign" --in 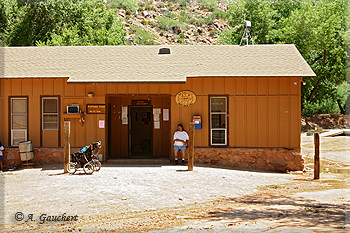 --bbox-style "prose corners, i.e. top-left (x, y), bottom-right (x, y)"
top-left (175, 90), bottom-right (197, 107)
top-left (132, 99), bottom-right (151, 106)
top-left (86, 104), bottom-right (106, 114)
